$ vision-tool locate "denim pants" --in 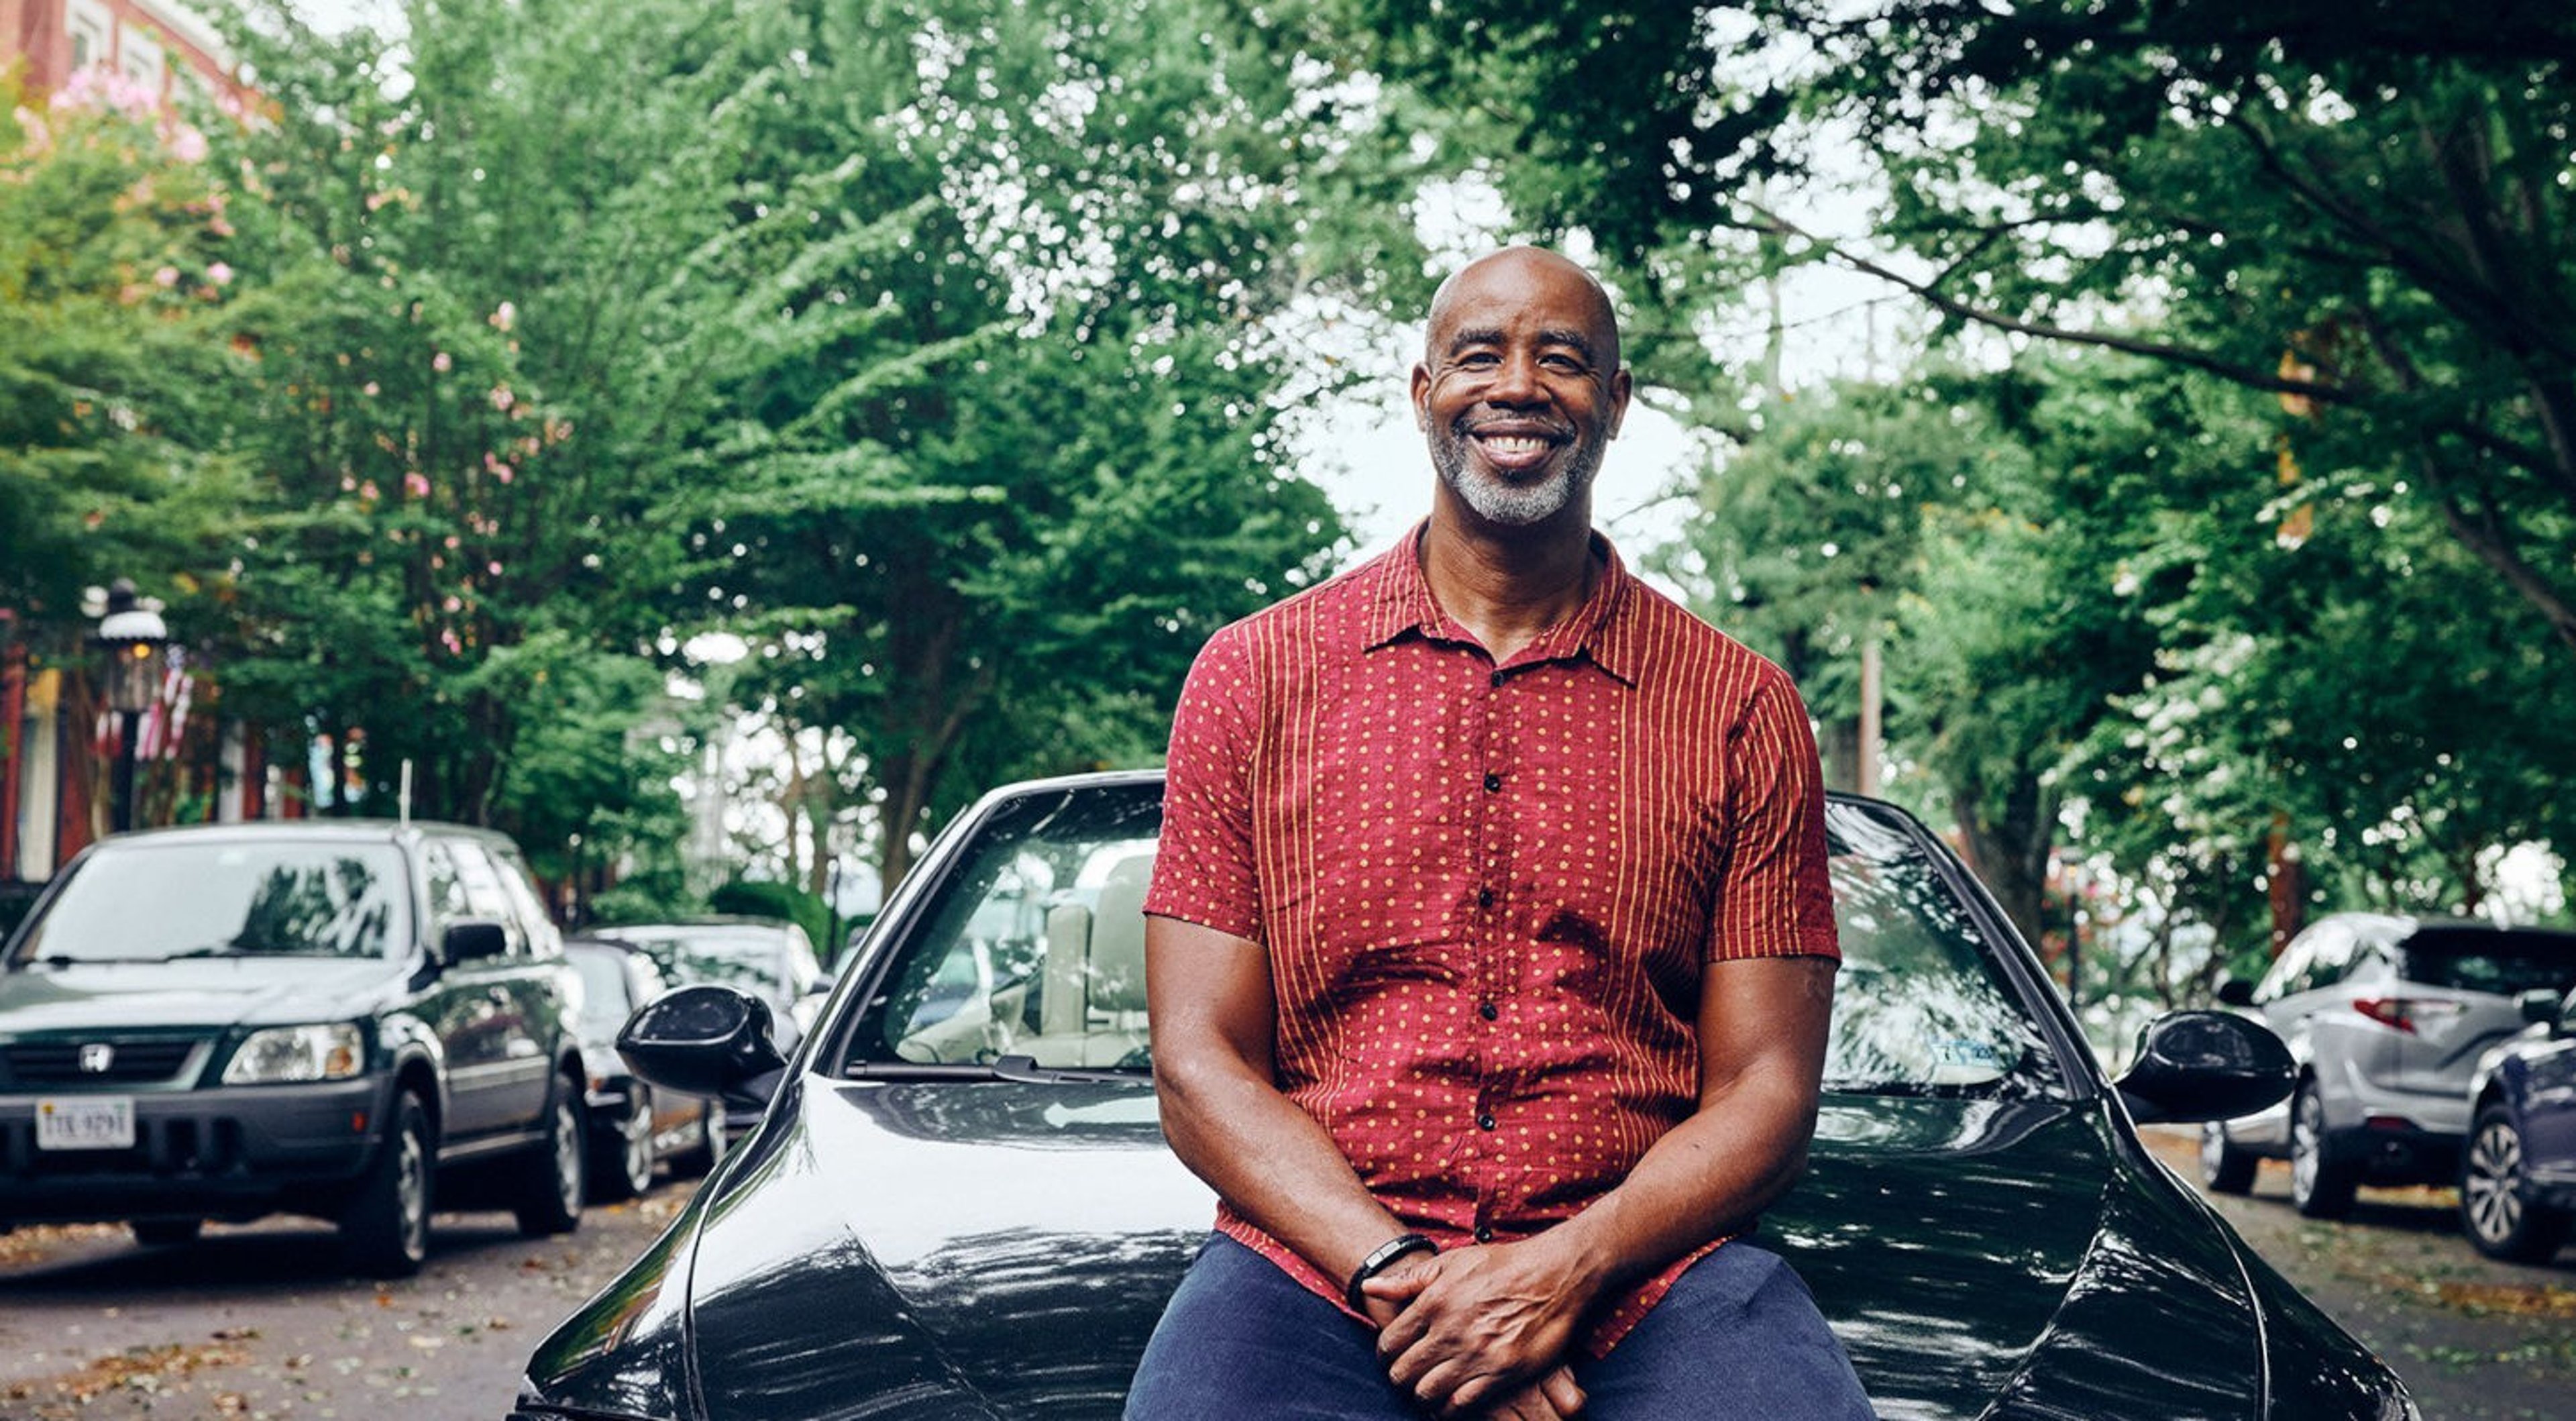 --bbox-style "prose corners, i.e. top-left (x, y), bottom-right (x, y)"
top-left (1124, 1233), bottom-right (1875, 1419)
